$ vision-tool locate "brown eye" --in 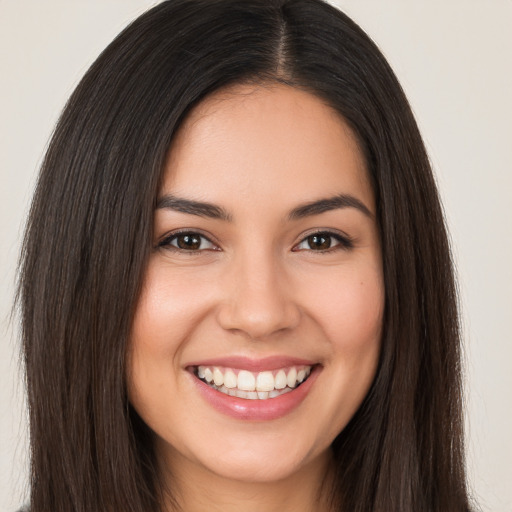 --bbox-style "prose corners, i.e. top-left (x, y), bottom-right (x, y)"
top-left (159, 232), bottom-right (216, 252)
top-left (293, 231), bottom-right (353, 252)
top-left (176, 234), bottom-right (201, 250)
top-left (307, 234), bottom-right (332, 250)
